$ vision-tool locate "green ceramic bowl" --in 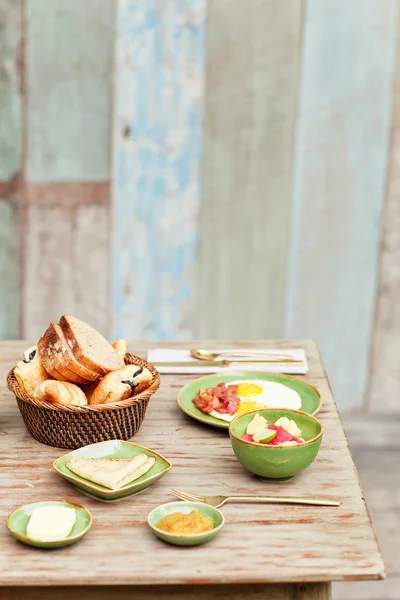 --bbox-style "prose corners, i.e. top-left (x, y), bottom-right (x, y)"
top-left (229, 408), bottom-right (323, 481)
top-left (148, 502), bottom-right (225, 546)
top-left (6, 500), bottom-right (92, 548)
